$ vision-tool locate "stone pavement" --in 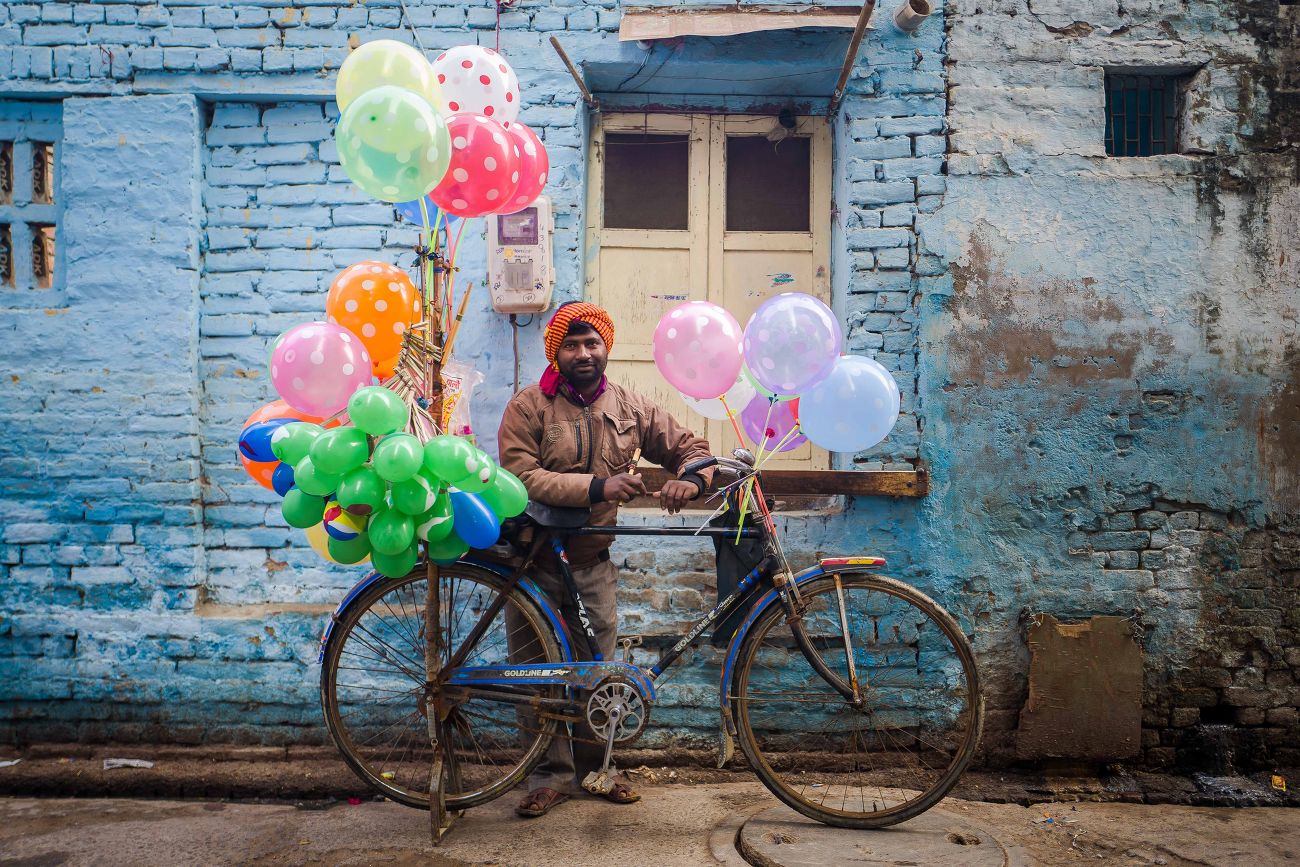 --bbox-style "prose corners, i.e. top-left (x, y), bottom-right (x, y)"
top-left (2, 782), bottom-right (1297, 866)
